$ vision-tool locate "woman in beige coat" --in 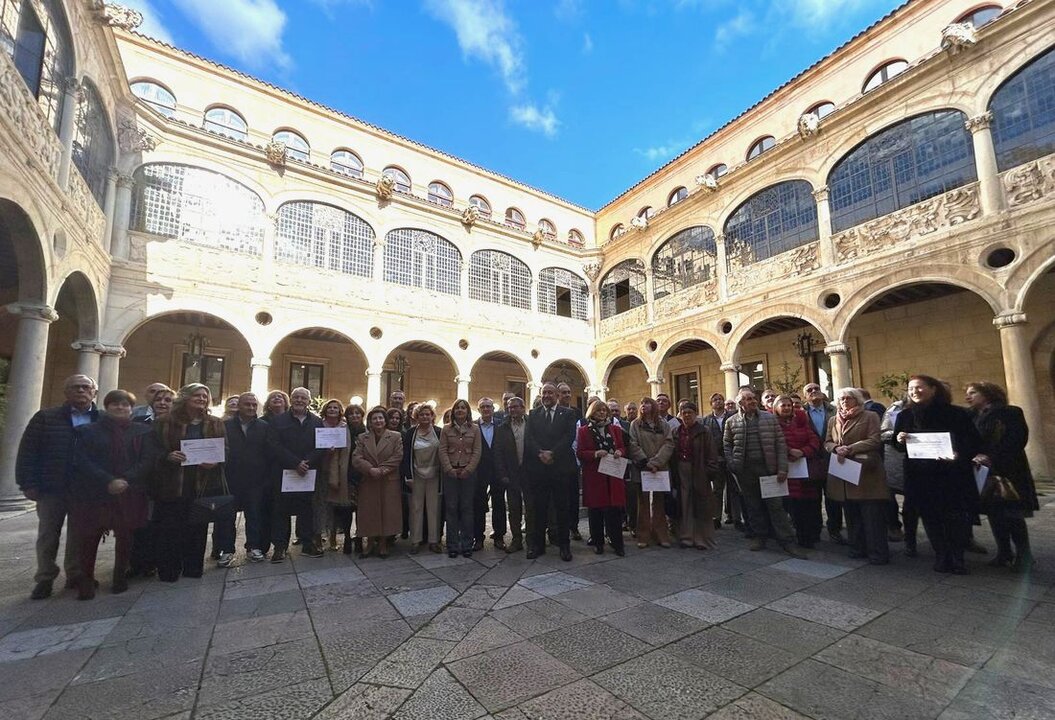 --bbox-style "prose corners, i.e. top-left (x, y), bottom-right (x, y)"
top-left (825, 387), bottom-right (889, 564)
top-left (352, 406), bottom-right (404, 558)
